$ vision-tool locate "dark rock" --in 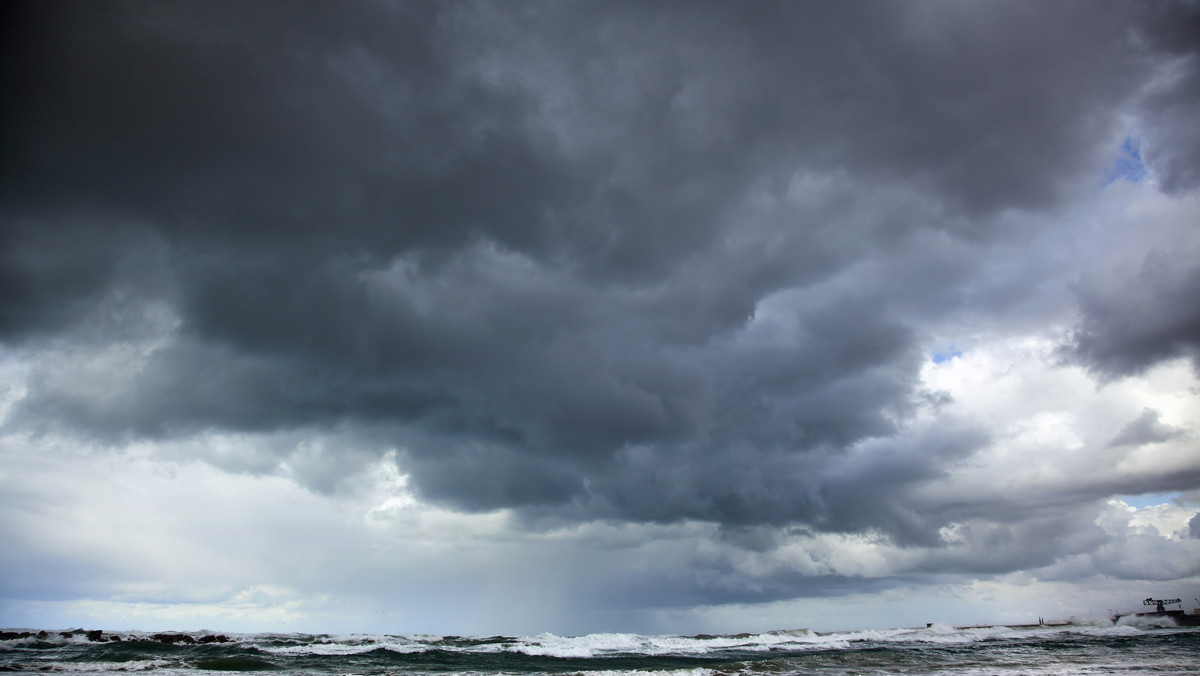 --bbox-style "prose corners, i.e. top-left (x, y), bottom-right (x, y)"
top-left (109, 634), bottom-right (123, 642)
top-left (197, 634), bottom-right (229, 644)
top-left (150, 633), bottom-right (196, 644)
top-left (35, 631), bottom-right (47, 640)
top-left (85, 630), bottom-right (103, 642)
top-left (0, 632), bottom-right (33, 640)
